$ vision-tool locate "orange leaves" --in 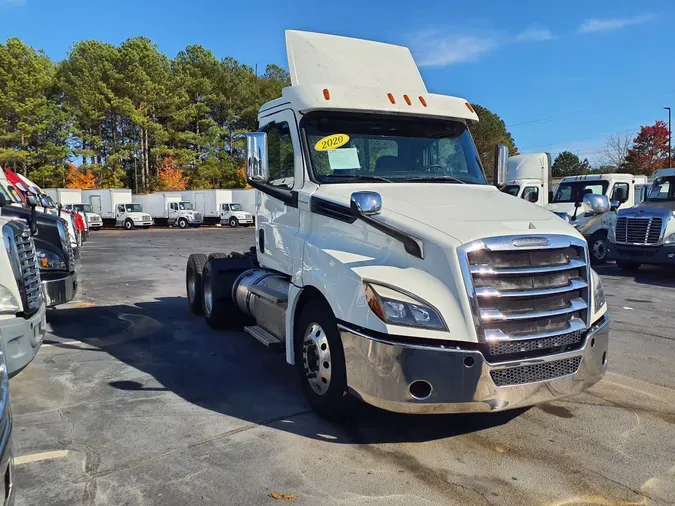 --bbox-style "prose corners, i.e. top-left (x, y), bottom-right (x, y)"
top-left (65, 164), bottom-right (96, 189)
top-left (156, 156), bottom-right (187, 191)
